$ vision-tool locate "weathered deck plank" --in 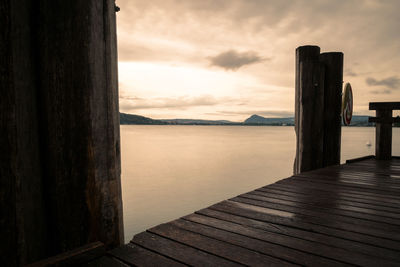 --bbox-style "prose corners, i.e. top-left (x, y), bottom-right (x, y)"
top-left (108, 157), bottom-right (400, 266)
top-left (108, 243), bottom-right (185, 266)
